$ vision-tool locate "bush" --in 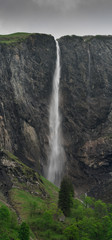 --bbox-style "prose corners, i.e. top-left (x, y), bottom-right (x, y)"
top-left (0, 205), bottom-right (10, 227)
top-left (64, 223), bottom-right (79, 240)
